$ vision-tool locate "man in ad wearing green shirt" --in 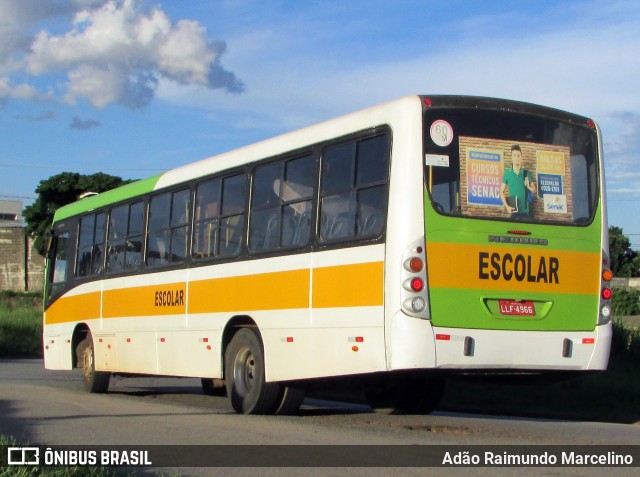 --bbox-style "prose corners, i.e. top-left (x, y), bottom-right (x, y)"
top-left (501, 145), bottom-right (537, 220)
